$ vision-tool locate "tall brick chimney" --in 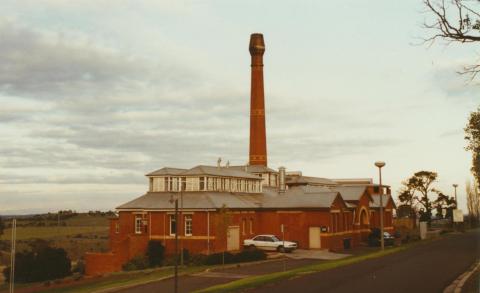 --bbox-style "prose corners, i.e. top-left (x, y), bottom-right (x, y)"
top-left (249, 33), bottom-right (267, 166)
